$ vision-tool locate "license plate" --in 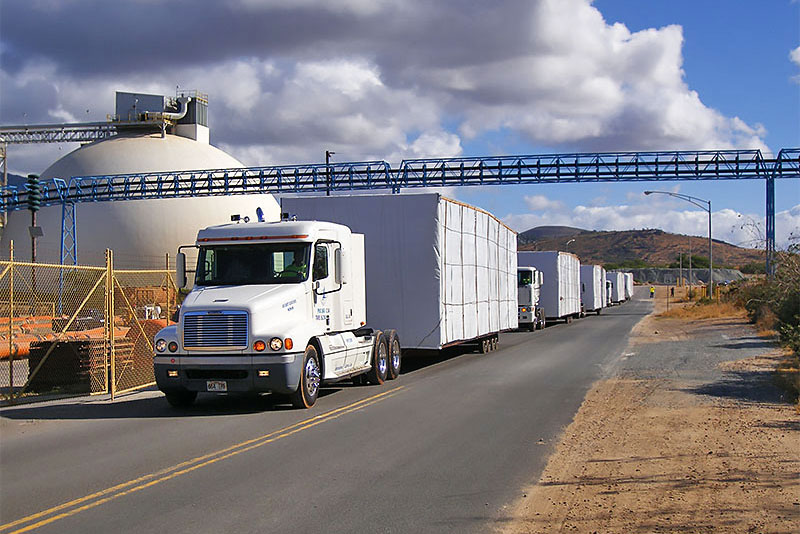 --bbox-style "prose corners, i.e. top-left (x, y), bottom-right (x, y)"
top-left (207, 380), bottom-right (227, 392)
